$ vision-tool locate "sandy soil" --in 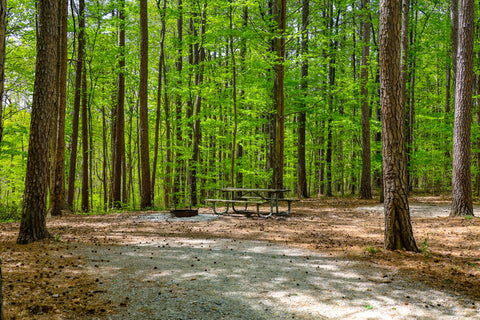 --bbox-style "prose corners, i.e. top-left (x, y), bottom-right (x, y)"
top-left (1, 197), bottom-right (479, 319)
